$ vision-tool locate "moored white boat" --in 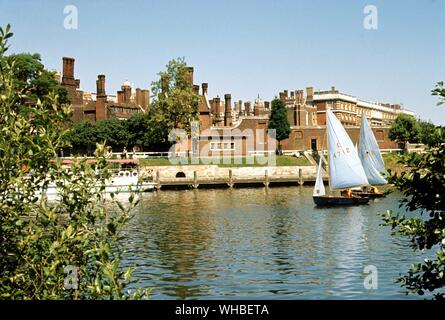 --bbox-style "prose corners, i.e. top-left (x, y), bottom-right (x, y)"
top-left (37, 158), bottom-right (156, 197)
